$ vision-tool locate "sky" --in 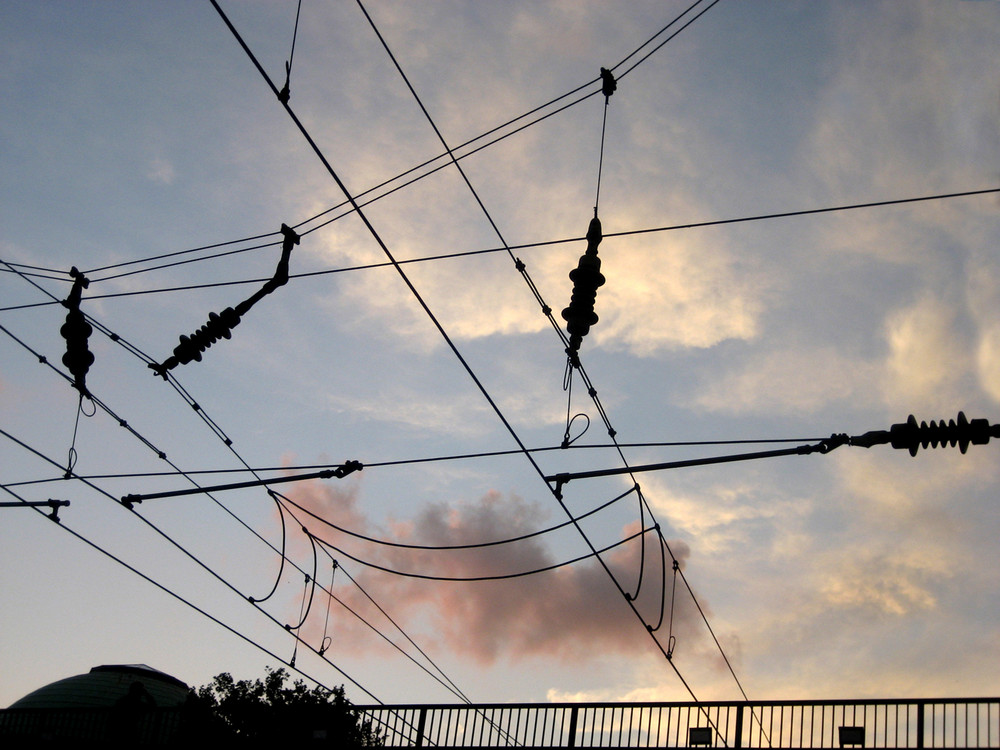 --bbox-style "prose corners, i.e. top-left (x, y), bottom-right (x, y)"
top-left (1, 0), bottom-right (999, 710)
